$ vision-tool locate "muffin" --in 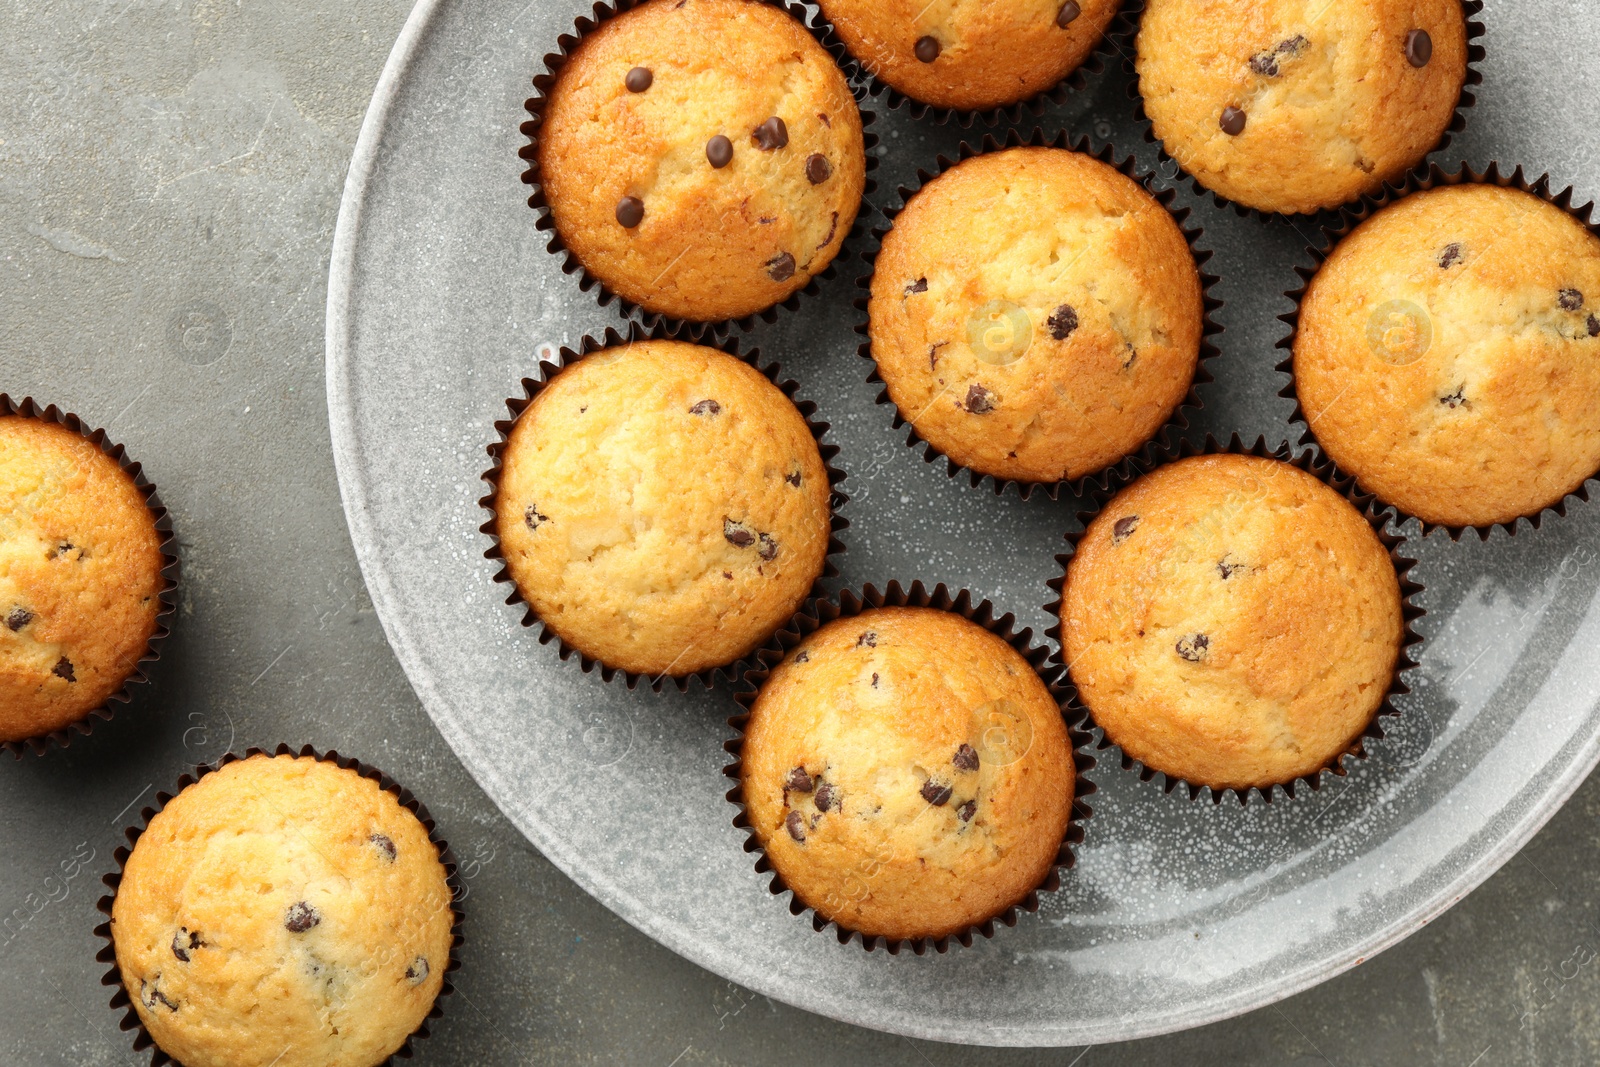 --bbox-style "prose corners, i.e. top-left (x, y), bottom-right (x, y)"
top-left (0, 414), bottom-right (164, 744)
top-left (820, 0), bottom-right (1121, 112)
top-left (493, 340), bottom-right (833, 677)
top-left (1063, 453), bottom-right (1402, 792)
top-left (534, 0), bottom-right (867, 324)
top-left (1293, 182), bottom-right (1600, 528)
top-left (1137, 0), bottom-right (1469, 214)
top-left (110, 754), bottom-right (455, 1067)
top-left (740, 606), bottom-right (1075, 941)
top-left (868, 146), bottom-right (1204, 484)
